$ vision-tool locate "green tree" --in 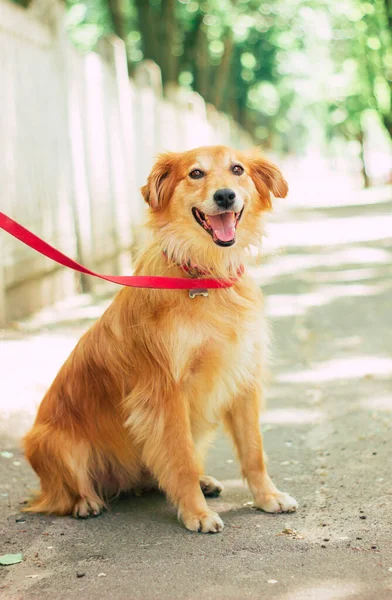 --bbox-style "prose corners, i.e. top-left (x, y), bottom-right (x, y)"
top-left (10, 0), bottom-right (392, 164)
